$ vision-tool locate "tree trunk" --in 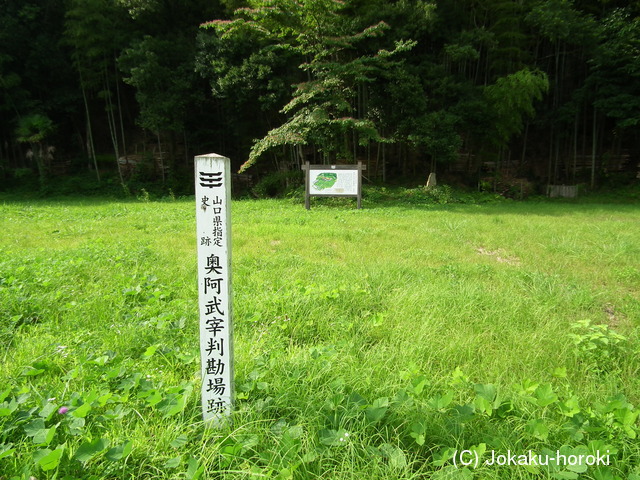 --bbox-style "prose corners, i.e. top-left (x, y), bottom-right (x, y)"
top-left (114, 56), bottom-right (128, 165)
top-left (591, 108), bottom-right (597, 188)
top-left (572, 111), bottom-right (578, 182)
top-left (382, 142), bottom-right (386, 183)
top-left (520, 122), bottom-right (529, 172)
top-left (157, 132), bottom-right (166, 185)
top-left (103, 66), bottom-right (124, 186)
top-left (80, 82), bottom-right (100, 182)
